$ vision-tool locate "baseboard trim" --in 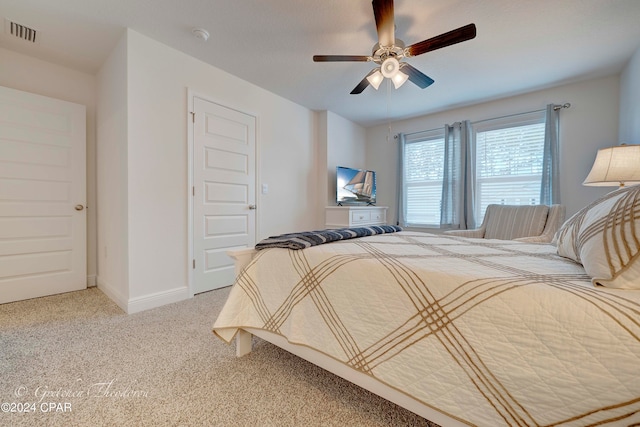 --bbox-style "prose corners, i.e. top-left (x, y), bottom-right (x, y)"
top-left (96, 278), bottom-right (191, 314)
top-left (87, 275), bottom-right (97, 287)
top-left (126, 286), bottom-right (191, 314)
top-left (96, 276), bottom-right (128, 313)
